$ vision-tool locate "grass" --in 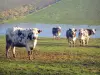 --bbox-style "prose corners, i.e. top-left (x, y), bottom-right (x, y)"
top-left (4, 0), bottom-right (100, 25)
top-left (0, 35), bottom-right (100, 75)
